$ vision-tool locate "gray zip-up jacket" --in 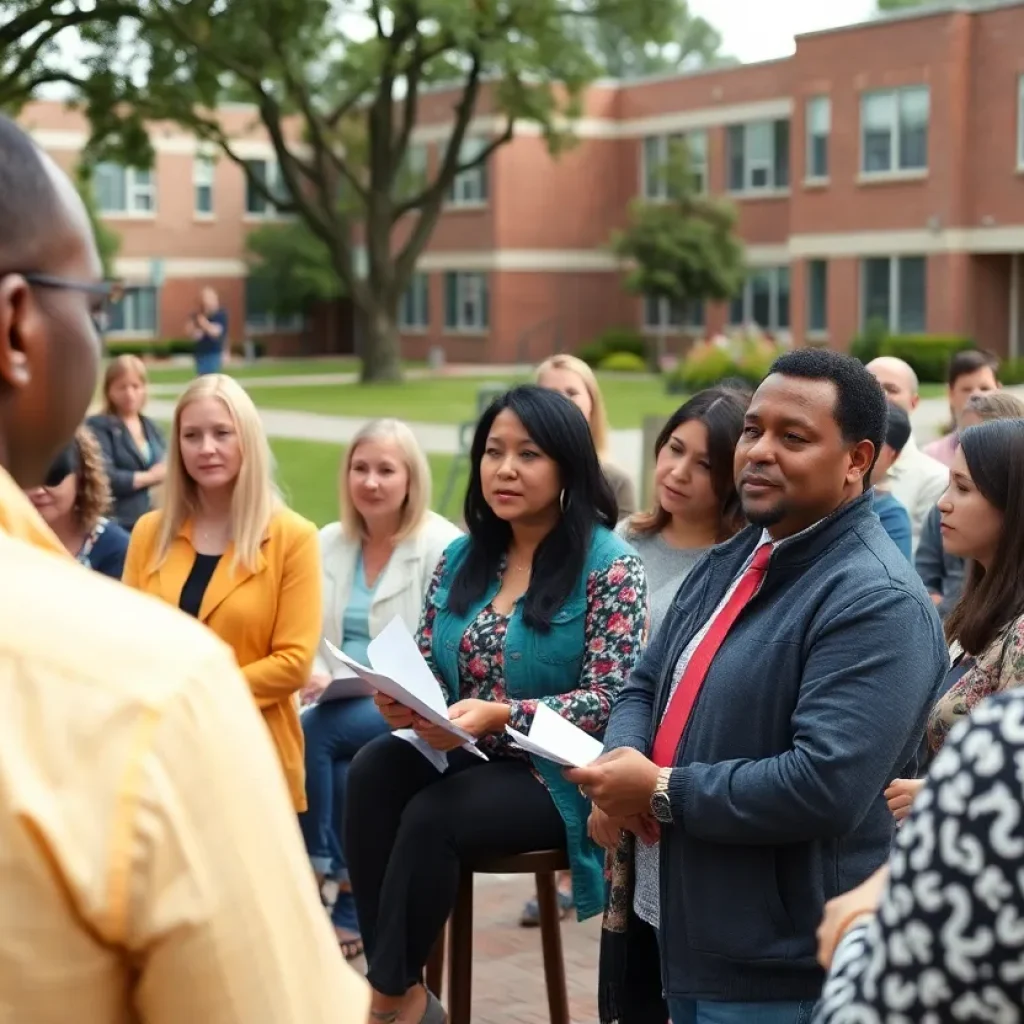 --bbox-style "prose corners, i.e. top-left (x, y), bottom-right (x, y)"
top-left (603, 493), bottom-right (947, 1004)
